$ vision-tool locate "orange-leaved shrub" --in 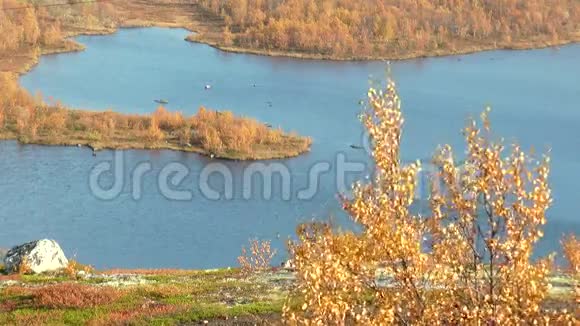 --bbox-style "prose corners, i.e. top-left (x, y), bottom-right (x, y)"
top-left (284, 80), bottom-right (575, 324)
top-left (561, 234), bottom-right (579, 274)
top-left (190, 106), bottom-right (293, 155)
top-left (238, 239), bottom-right (277, 274)
top-left (64, 259), bottom-right (94, 279)
top-left (152, 106), bottom-right (185, 131)
top-left (561, 234), bottom-right (579, 303)
top-left (145, 116), bottom-right (165, 143)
